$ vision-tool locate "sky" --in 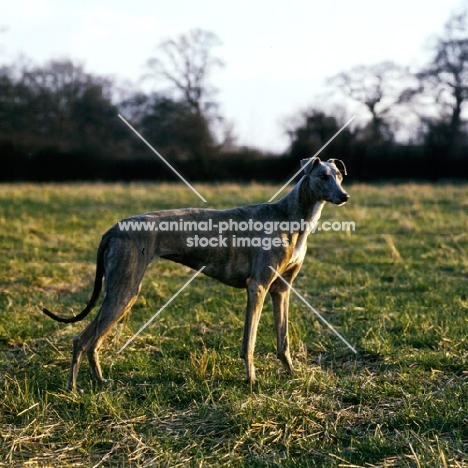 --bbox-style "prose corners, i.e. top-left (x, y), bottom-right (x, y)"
top-left (0, 0), bottom-right (464, 152)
